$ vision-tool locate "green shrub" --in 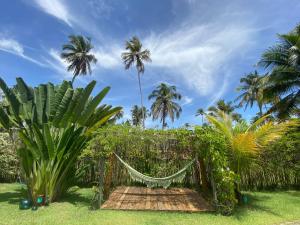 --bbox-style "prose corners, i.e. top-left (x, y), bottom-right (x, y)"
top-left (0, 132), bottom-right (18, 182)
top-left (195, 126), bottom-right (238, 215)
